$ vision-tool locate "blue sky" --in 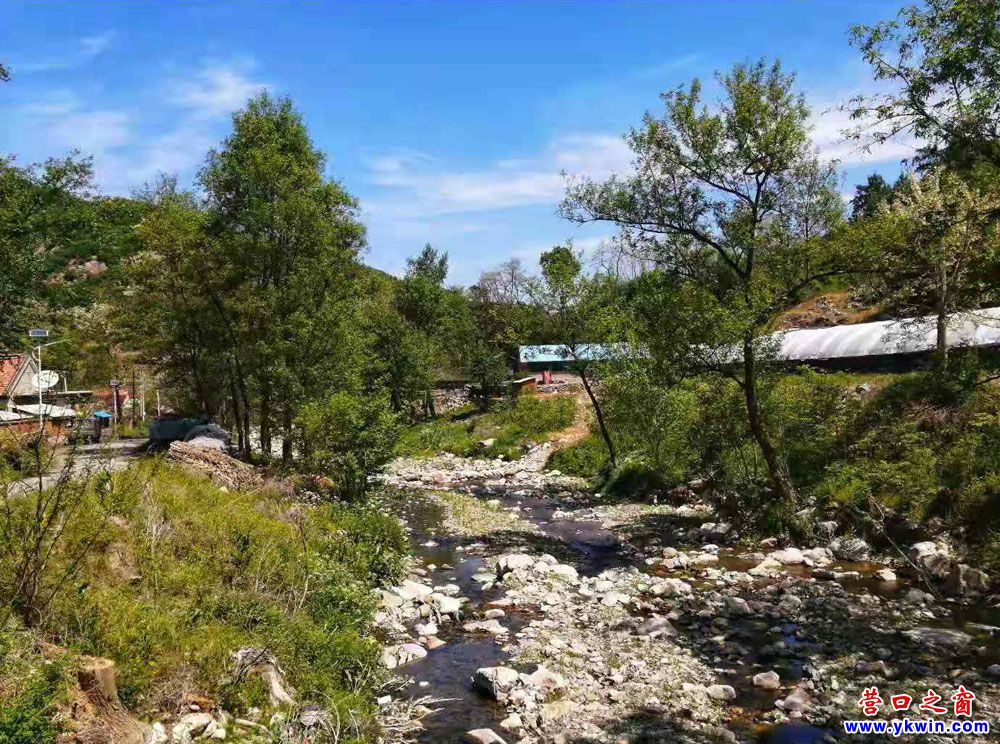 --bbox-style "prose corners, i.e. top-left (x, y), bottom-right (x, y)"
top-left (1, 1), bottom-right (915, 285)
